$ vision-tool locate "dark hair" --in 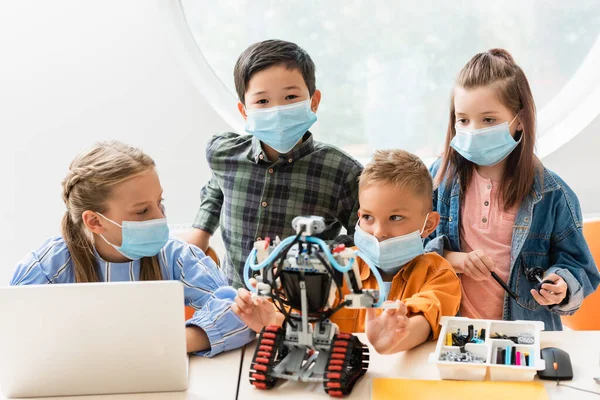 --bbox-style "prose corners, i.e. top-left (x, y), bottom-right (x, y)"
top-left (435, 48), bottom-right (541, 211)
top-left (234, 39), bottom-right (316, 104)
